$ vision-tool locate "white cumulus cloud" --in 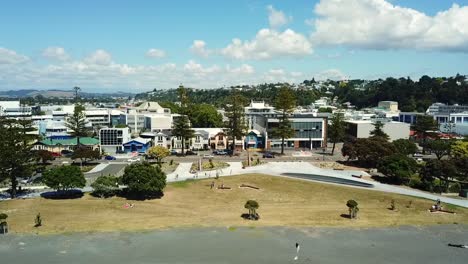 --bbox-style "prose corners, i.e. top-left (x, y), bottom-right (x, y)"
top-left (42, 47), bottom-right (70, 61)
top-left (146, 48), bottom-right (166, 58)
top-left (190, 40), bottom-right (211, 57)
top-left (221, 28), bottom-right (313, 60)
top-left (267, 5), bottom-right (291, 28)
top-left (311, 0), bottom-right (468, 51)
top-left (0, 47), bottom-right (29, 64)
top-left (84, 49), bottom-right (112, 65)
